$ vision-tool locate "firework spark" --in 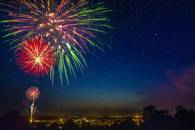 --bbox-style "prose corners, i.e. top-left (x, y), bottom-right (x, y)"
top-left (0, 0), bottom-right (111, 84)
top-left (17, 37), bottom-right (55, 76)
